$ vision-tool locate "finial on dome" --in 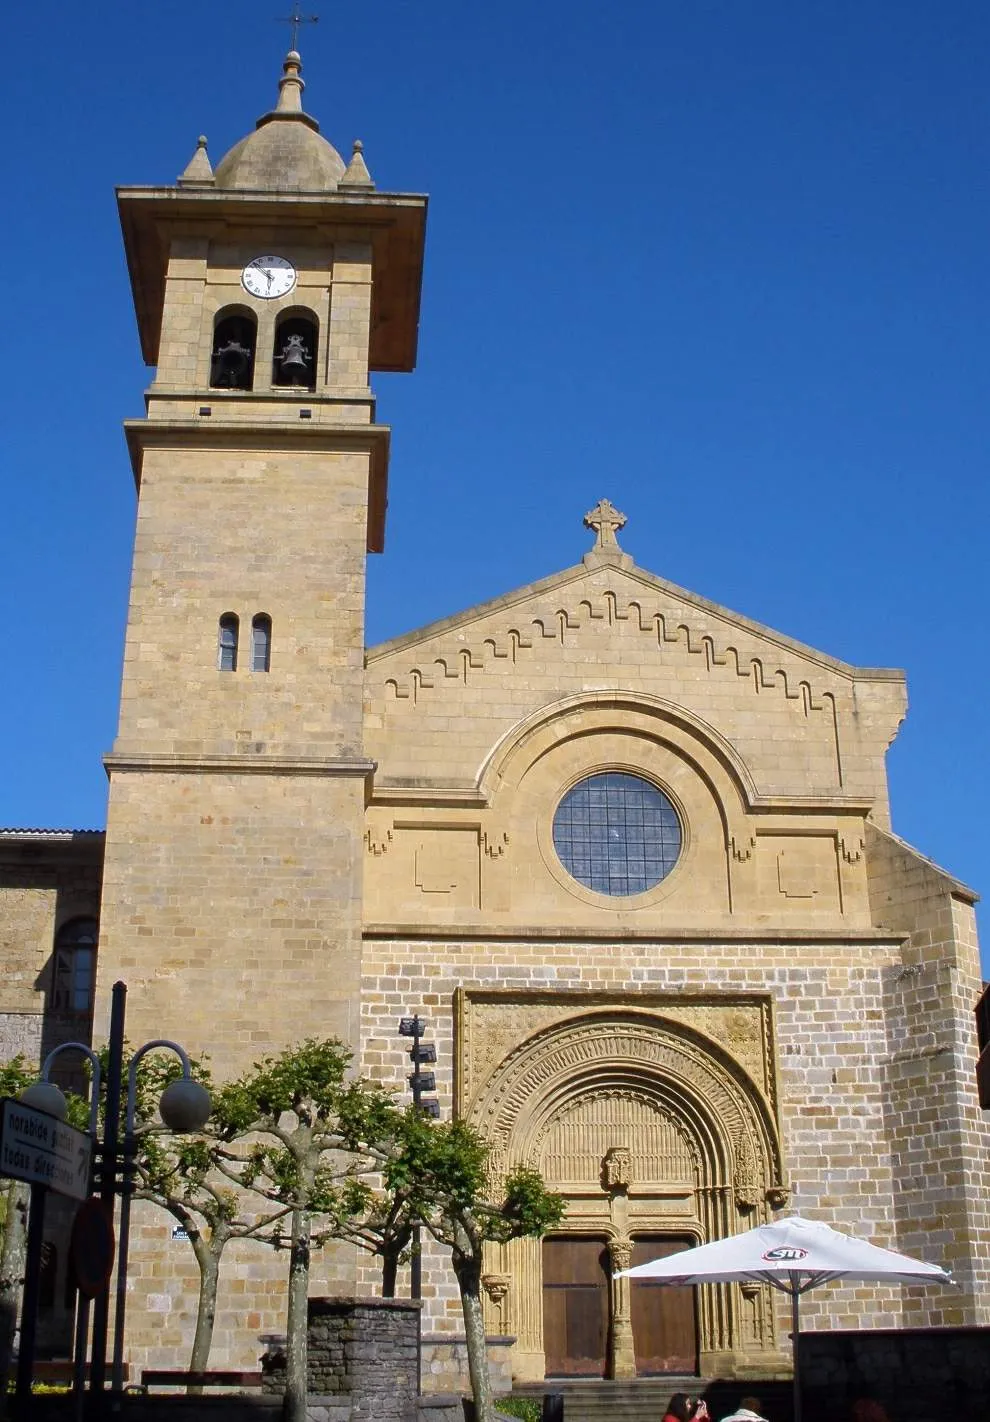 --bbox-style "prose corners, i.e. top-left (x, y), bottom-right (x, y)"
top-left (340, 138), bottom-right (375, 189)
top-left (178, 134), bottom-right (215, 187)
top-left (276, 50), bottom-right (306, 114)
